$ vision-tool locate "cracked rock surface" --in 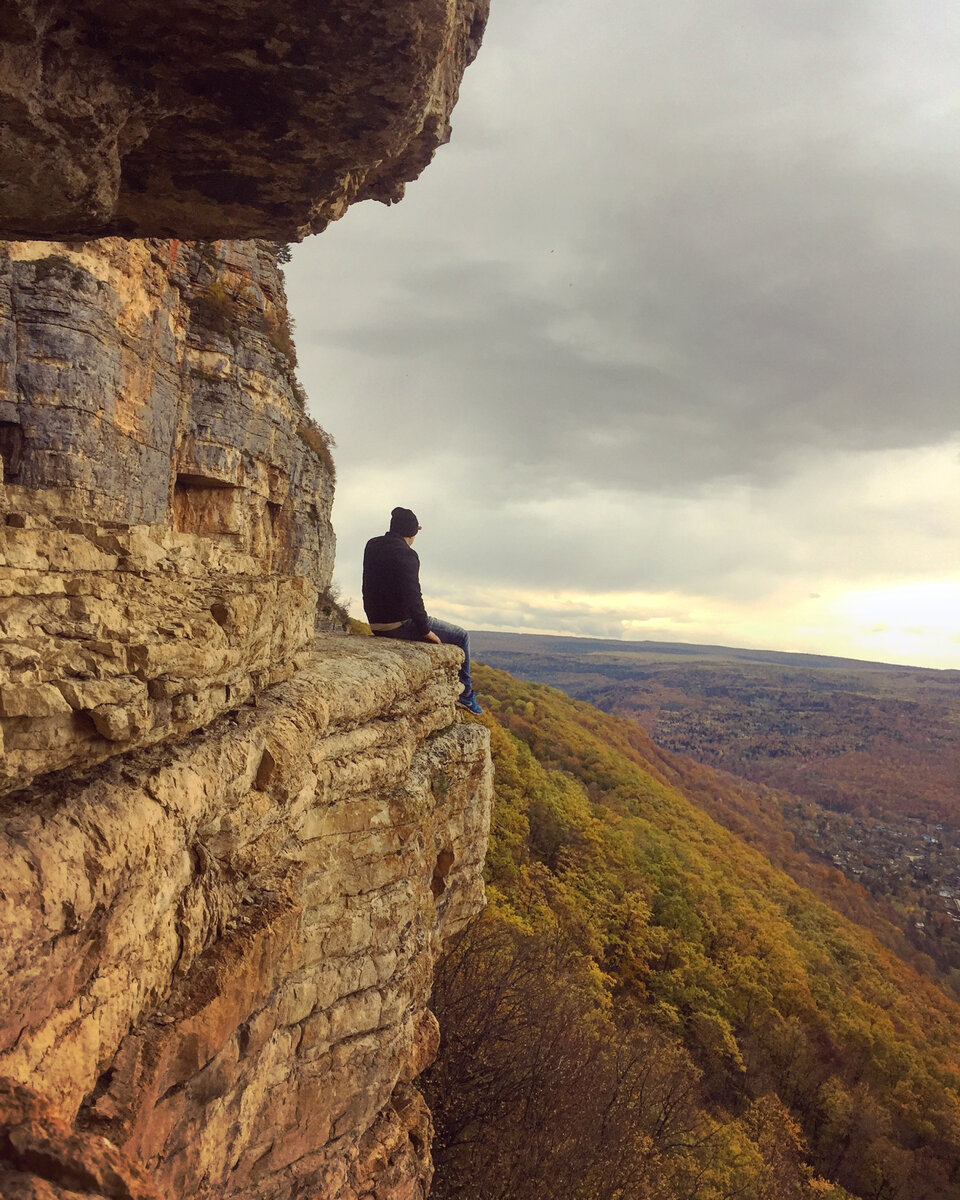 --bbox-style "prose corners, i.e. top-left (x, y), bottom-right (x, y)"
top-left (0, 237), bottom-right (335, 794)
top-left (0, 1077), bottom-right (164, 1200)
top-left (0, 0), bottom-right (489, 240)
top-left (0, 233), bottom-right (494, 1198)
top-left (0, 635), bottom-right (492, 1199)
top-left (0, 11), bottom-right (495, 1182)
